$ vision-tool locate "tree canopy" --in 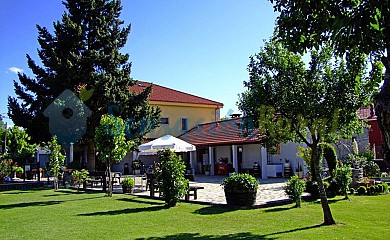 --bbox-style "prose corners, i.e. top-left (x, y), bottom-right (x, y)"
top-left (8, 0), bottom-right (160, 146)
top-left (270, 0), bottom-right (390, 164)
top-left (238, 39), bottom-right (382, 225)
